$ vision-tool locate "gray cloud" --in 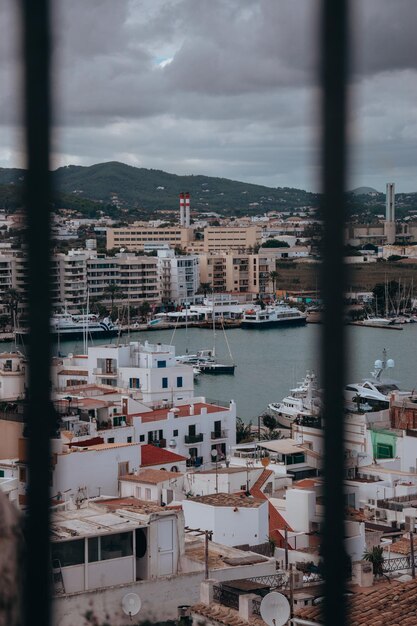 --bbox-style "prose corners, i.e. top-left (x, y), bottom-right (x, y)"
top-left (1, 0), bottom-right (416, 191)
